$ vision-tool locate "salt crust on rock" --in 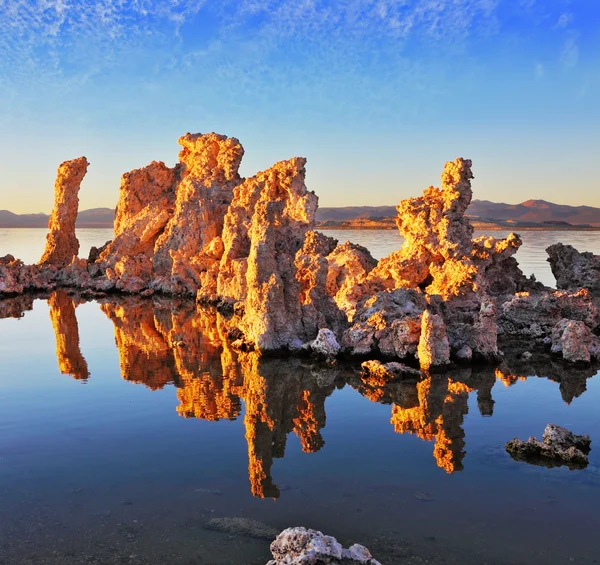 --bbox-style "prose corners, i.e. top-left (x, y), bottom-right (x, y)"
top-left (267, 527), bottom-right (381, 565)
